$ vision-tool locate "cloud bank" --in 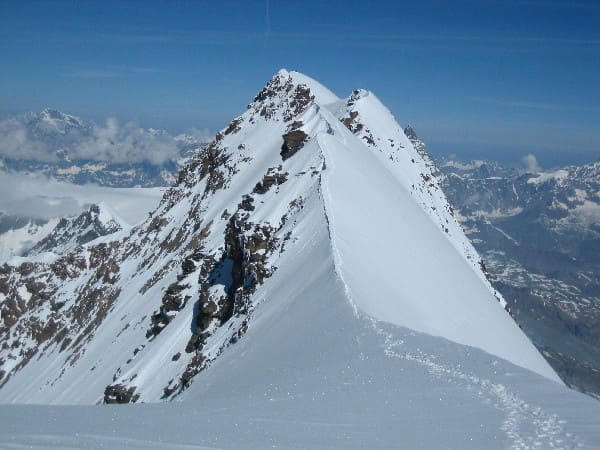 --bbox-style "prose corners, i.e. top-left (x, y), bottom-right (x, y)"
top-left (0, 171), bottom-right (164, 224)
top-left (0, 110), bottom-right (184, 165)
top-left (522, 154), bottom-right (542, 173)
